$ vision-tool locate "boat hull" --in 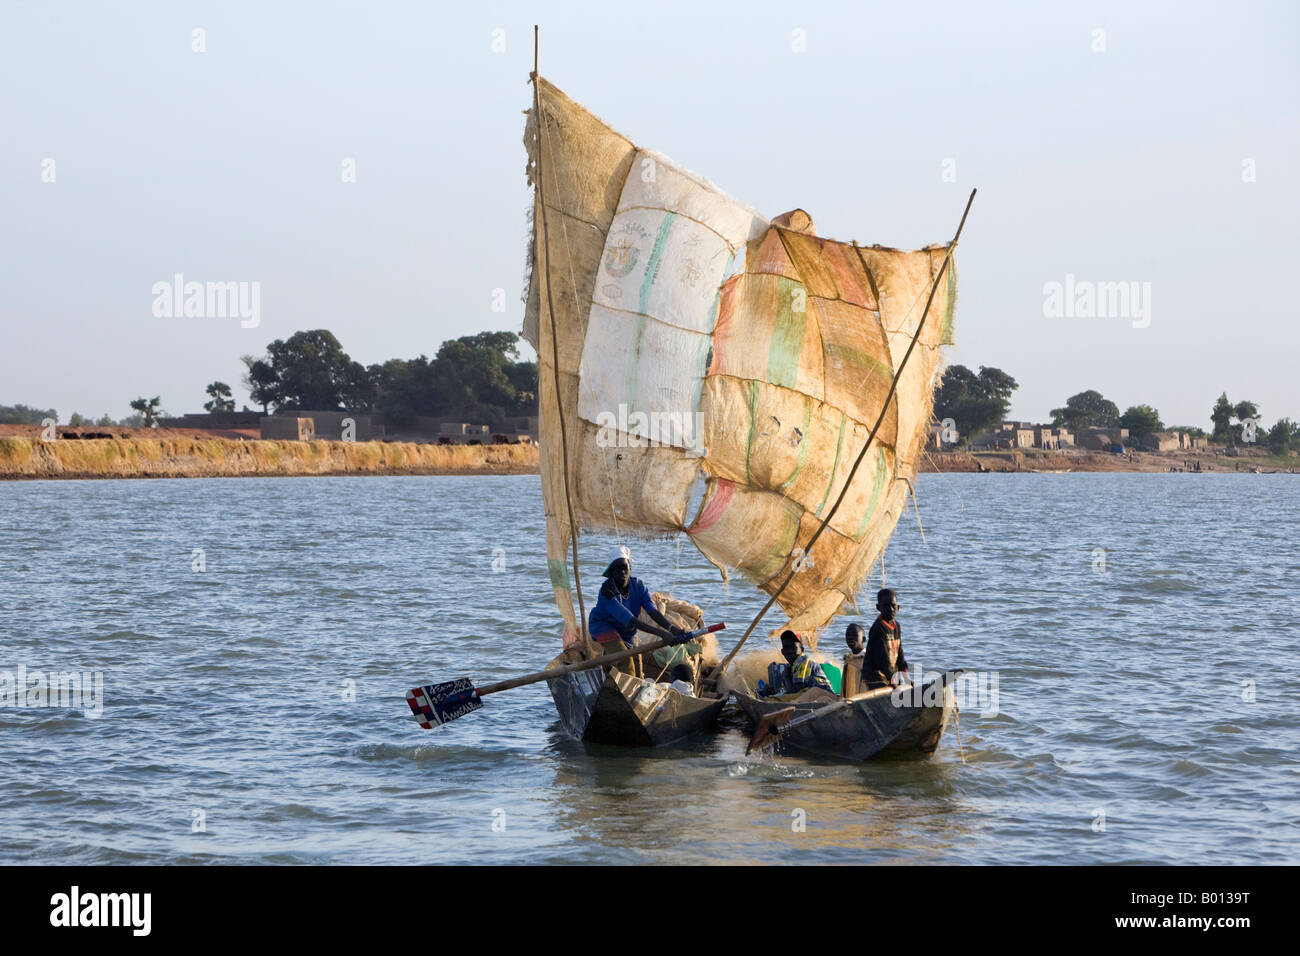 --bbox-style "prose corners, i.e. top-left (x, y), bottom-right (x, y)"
top-left (546, 660), bottom-right (727, 747)
top-left (733, 670), bottom-right (961, 762)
